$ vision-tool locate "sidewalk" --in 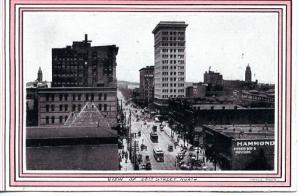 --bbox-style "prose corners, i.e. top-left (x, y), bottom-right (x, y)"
top-left (163, 124), bottom-right (221, 171)
top-left (119, 138), bottom-right (134, 171)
